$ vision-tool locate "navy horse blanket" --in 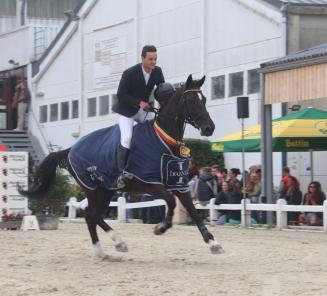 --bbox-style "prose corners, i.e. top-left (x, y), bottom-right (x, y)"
top-left (68, 120), bottom-right (189, 191)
